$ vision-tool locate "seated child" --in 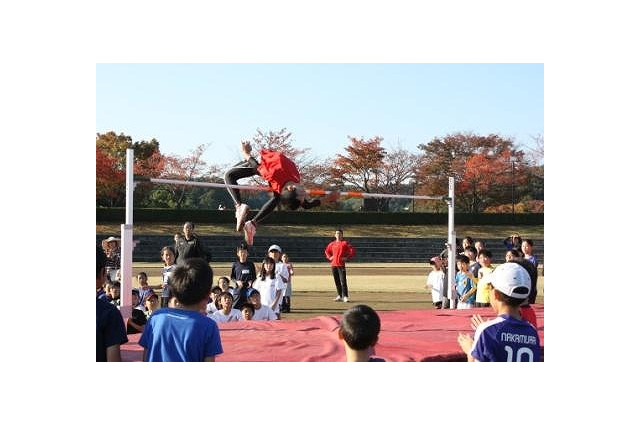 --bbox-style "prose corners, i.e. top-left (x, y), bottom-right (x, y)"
top-left (205, 286), bottom-right (223, 315)
top-left (218, 276), bottom-right (235, 297)
top-left (127, 289), bottom-right (147, 334)
top-left (247, 289), bottom-right (277, 321)
top-left (338, 304), bottom-right (384, 362)
top-left (208, 292), bottom-right (242, 323)
top-left (139, 258), bottom-right (224, 362)
top-left (144, 292), bottom-right (160, 319)
top-left (240, 303), bottom-right (255, 321)
top-left (457, 262), bottom-right (541, 362)
top-left (136, 272), bottom-right (154, 309)
top-left (109, 281), bottom-right (121, 307)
